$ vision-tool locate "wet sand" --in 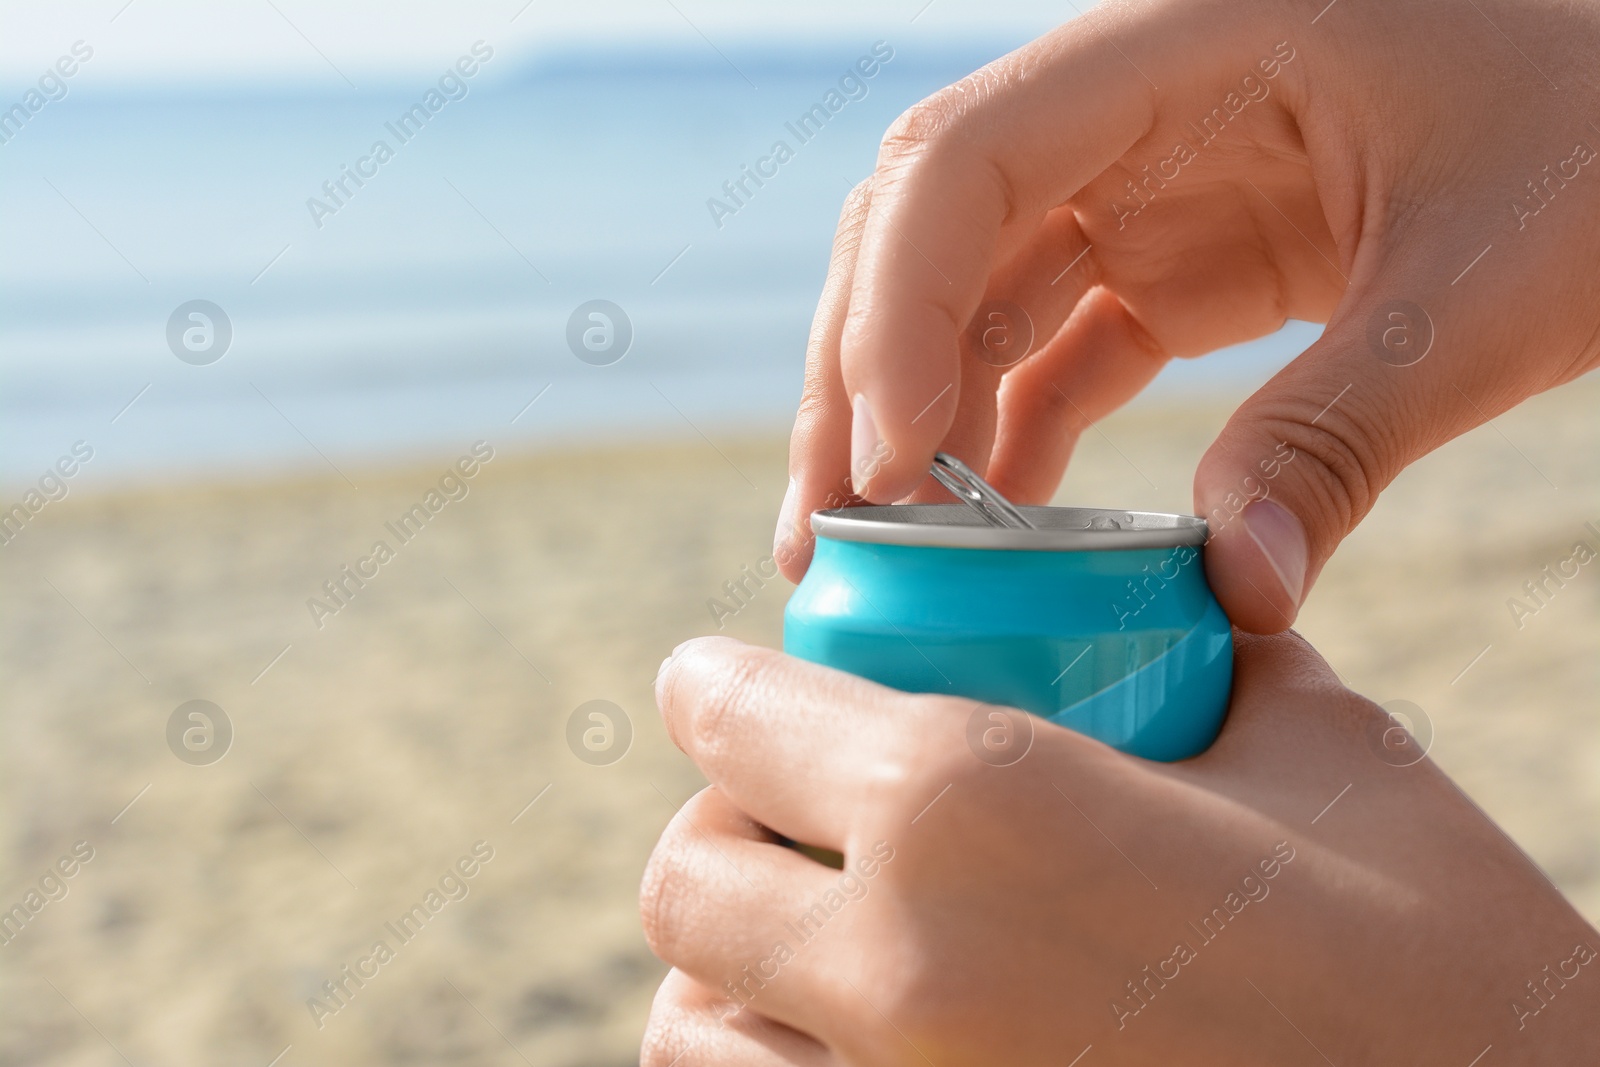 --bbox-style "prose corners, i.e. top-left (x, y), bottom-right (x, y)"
top-left (3, 377), bottom-right (1596, 1065)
